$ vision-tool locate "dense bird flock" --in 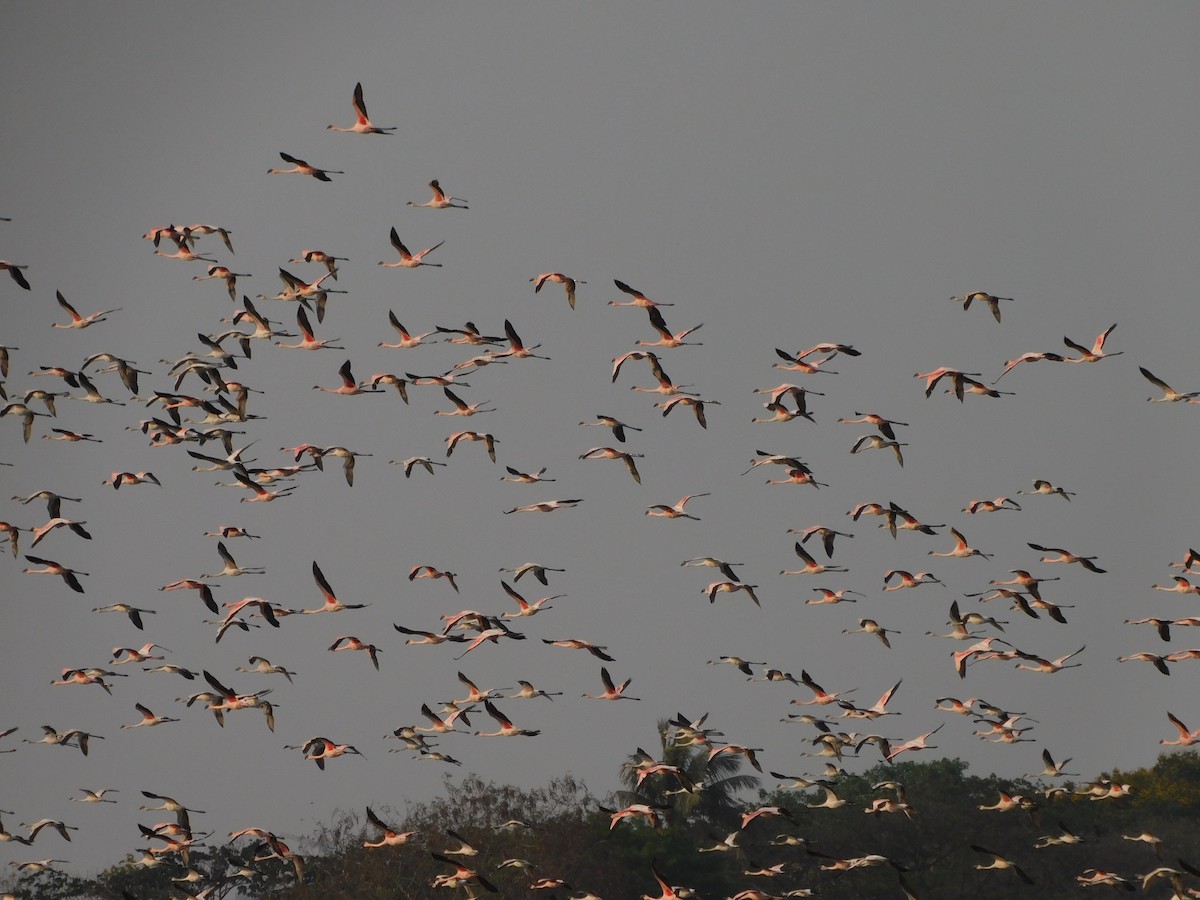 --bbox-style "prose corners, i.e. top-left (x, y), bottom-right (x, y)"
top-left (3, 81), bottom-right (1200, 899)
